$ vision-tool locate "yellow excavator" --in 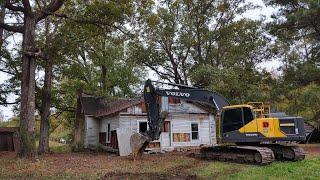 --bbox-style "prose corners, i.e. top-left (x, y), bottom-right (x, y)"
top-left (130, 79), bottom-right (306, 165)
